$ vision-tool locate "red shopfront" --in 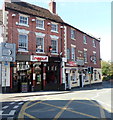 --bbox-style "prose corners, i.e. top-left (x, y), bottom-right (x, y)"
top-left (10, 55), bottom-right (64, 93)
